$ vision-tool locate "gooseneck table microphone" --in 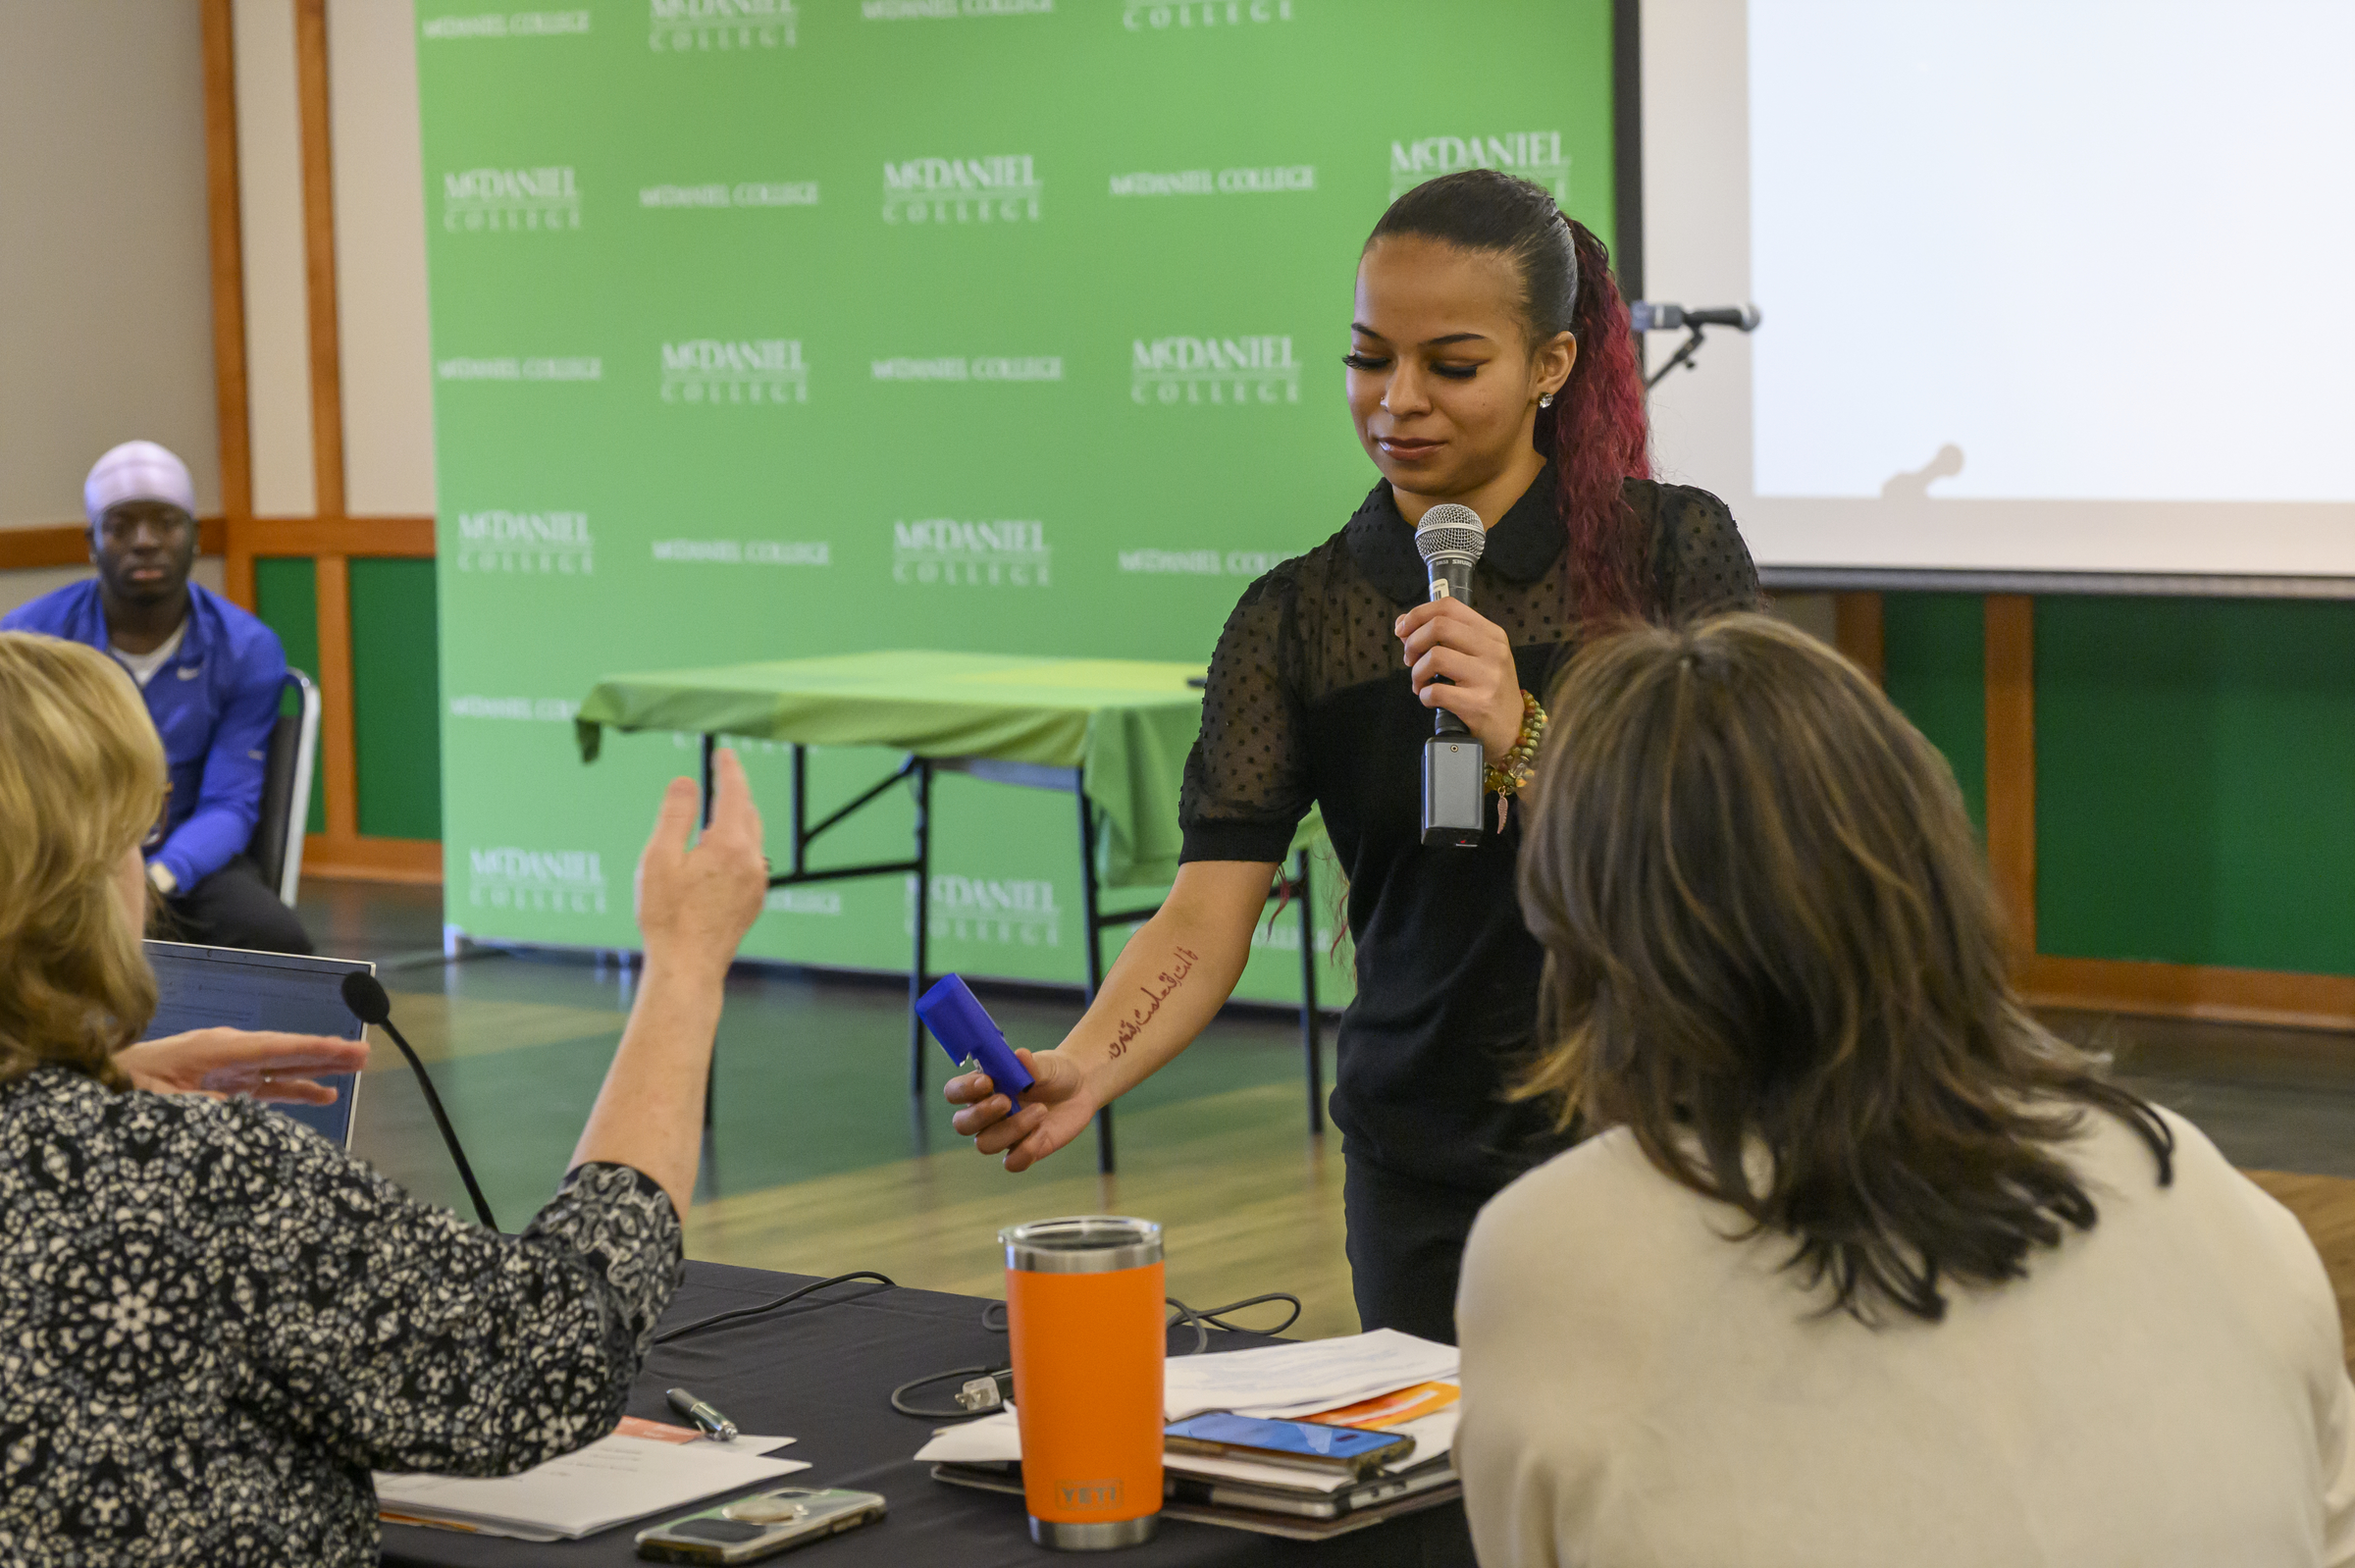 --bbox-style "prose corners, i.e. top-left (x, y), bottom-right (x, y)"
top-left (340, 971), bottom-right (500, 1231)
top-left (1415, 503), bottom-right (1488, 848)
